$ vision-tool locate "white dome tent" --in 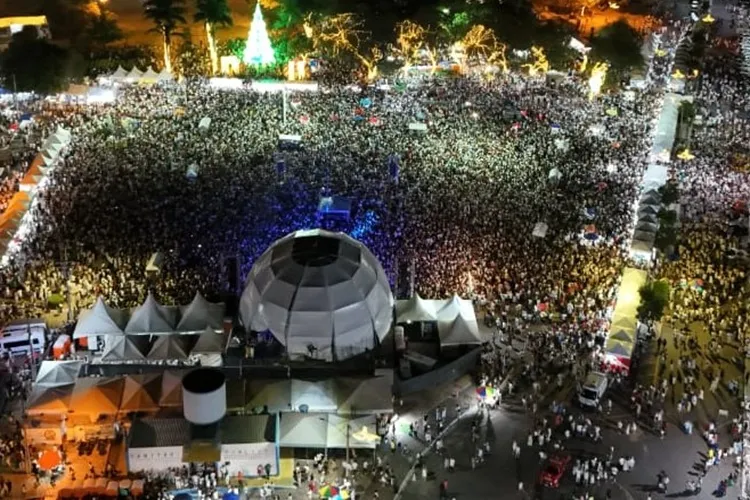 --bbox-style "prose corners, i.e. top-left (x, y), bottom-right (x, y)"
top-left (240, 229), bottom-right (393, 361)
